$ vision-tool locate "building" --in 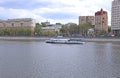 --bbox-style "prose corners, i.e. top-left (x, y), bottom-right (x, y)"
top-left (79, 16), bottom-right (95, 26)
top-left (87, 28), bottom-right (95, 38)
top-left (0, 18), bottom-right (35, 29)
top-left (95, 8), bottom-right (108, 33)
top-left (65, 22), bottom-right (77, 27)
top-left (41, 21), bottom-right (50, 26)
top-left (0, 18), bottom-right (36, 36)
top-left (111, 0), bottom-right (120, 35)
top-left (41, 24), bottom-right (62, 36)
top-left (41, 24), bottom-right (62, 31)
